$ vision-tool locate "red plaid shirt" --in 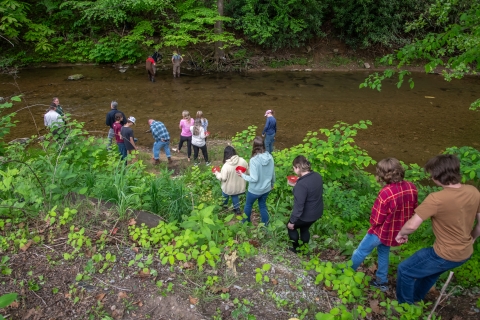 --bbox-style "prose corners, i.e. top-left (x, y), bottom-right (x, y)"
top-left (368, 180), bottom-right (418, 246)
